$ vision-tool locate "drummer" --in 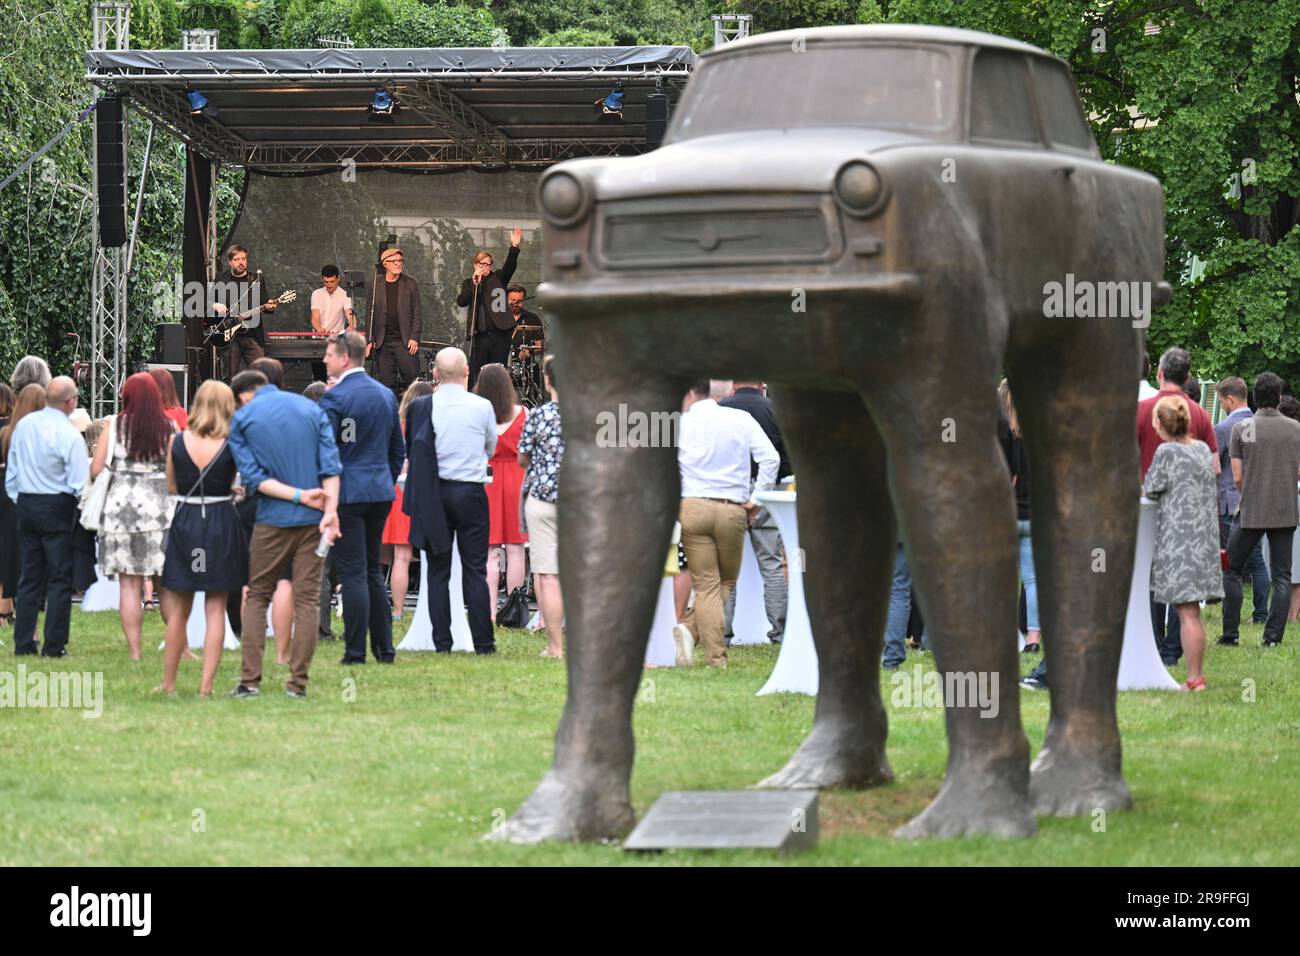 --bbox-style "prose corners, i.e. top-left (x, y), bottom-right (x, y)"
top-left (507, 285), bottom-right (544, 359)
